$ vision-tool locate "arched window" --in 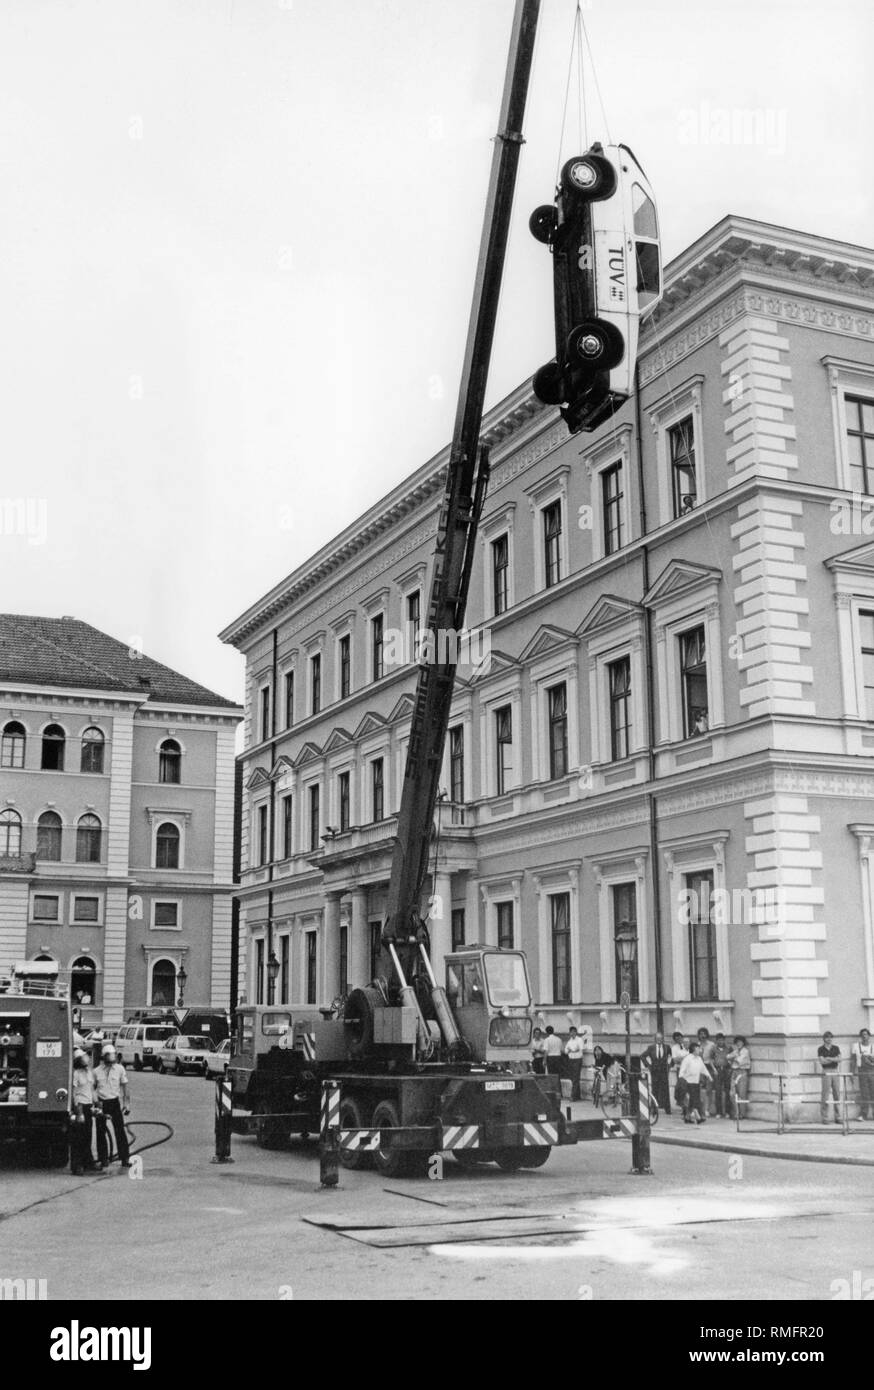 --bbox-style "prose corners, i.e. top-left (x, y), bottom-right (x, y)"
top-left (1, 721), bottom-right (26, 769)
top-left (41, 724), bottom-right (66, 771)
top-left (76, 813), bottom-right (102, 864)
top-left (159, 739), bottom-right (181, 785)
top-left (70, 956), bottom-right (97, 1006)
top-left (36, 811), bottom-right (62, 861)
top-left (80, 727), bottom-right (105, 775)
top-left (151, 959), bottom-right (177, 1007)
top-left (155, 822), bottom-right (180, 870)
top-left (0, 809), bottom-right (22, 857)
